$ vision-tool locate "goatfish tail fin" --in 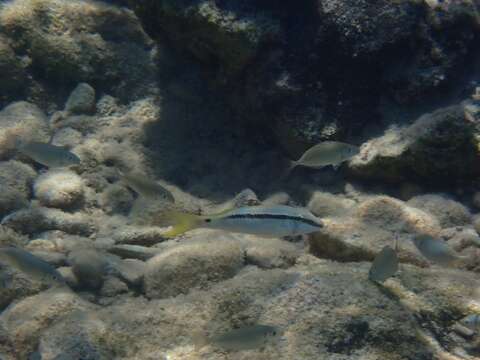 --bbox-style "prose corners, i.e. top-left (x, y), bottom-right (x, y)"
top-left (161, 210), bottom-right (204, 238)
